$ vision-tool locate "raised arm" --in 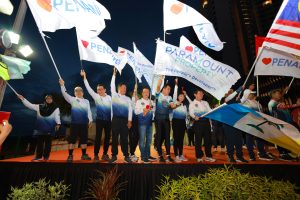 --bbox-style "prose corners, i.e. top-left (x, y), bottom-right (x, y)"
top-left (110, 68), bottom-right (117, 95)
top-left (54, 108), bottom-right (61, 125)
top-left (87, 101), bottom-right (93, 123)
top-left (173, 78), bottom-right (178, 101)
top-left (156, 75), bottom-right (164, 93)
top-left (59, 79), bottom-right (73, 104)
top-left (81, 70), bottom-right (98, 100)
top-left (17, 95), bottom-right (39, 112)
